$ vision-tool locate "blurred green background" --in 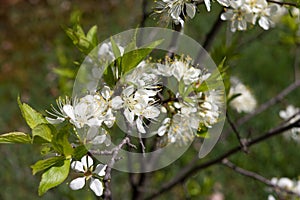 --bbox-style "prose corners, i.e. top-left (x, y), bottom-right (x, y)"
top-left (0, 0), bottom-right (300, 199)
